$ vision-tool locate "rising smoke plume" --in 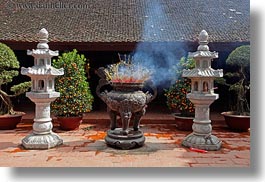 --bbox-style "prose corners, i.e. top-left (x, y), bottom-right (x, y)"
top-left (131, 0), bottom-right (186, 88)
